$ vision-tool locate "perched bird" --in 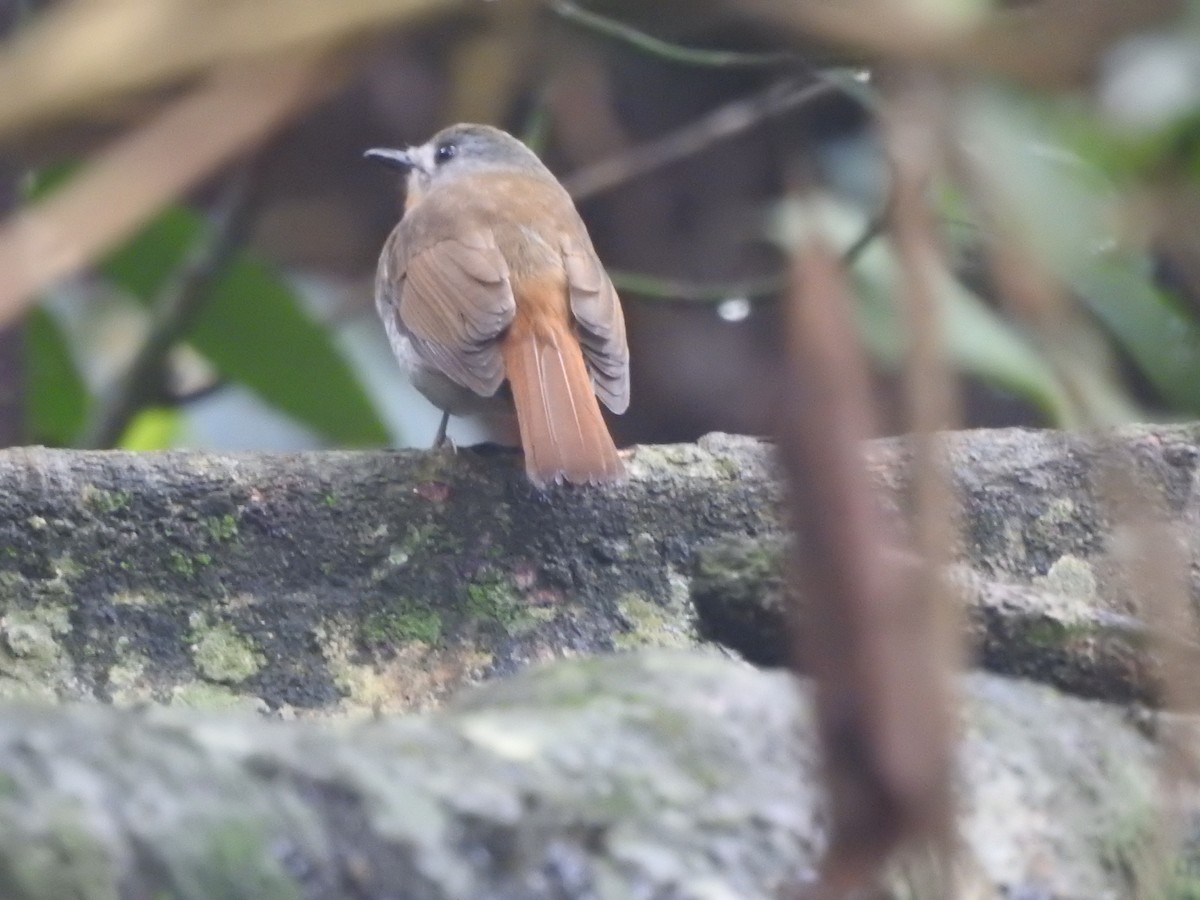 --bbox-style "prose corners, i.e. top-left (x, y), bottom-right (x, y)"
top-left (366, 124), bottom-right (629, 486)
